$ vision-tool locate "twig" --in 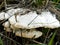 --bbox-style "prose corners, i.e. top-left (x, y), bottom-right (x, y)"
top-left (28, 15), bottom-right (38, 25)
top-left (5, 31), bottom-right (8, 45)
top-left (21, 29), bottom-right (23, 45)
top-left (44, 0), bottom-right (49, 9)
top-left (25, 0), bottom-right (34, 8)
top-left (4, 0), bottom-right (7, 10)
top-left (0, 19), bottom-right (8, 24)
top-left (22, 0), bottom-right (25, 5)
top-left (49, 5), bottom-right (60, 15)
top-left (56, 8), bottom-right (60, 12)
top-left (48, 6), bottom-right (60, 20)
top-left (0, 2), bottom-right (4, 9)
top-left (55, 41), bottom-right (59, 45)
top-left (28, 35), bottom-right (43, 44)
top-left (0, 9), bottom-right (19, 24)
top-left (44, 28), bottom-right (50, 43)
top-left (0, 32), bottom-right (21, 45)
top-left (47, 32), bottom-right (53, 39)
top-left (1, 4), bottom-right (19, 12)
top-left (32, 40), bottom-right (43, 44)
top-left (1, 0), bottom-right (22, 12)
